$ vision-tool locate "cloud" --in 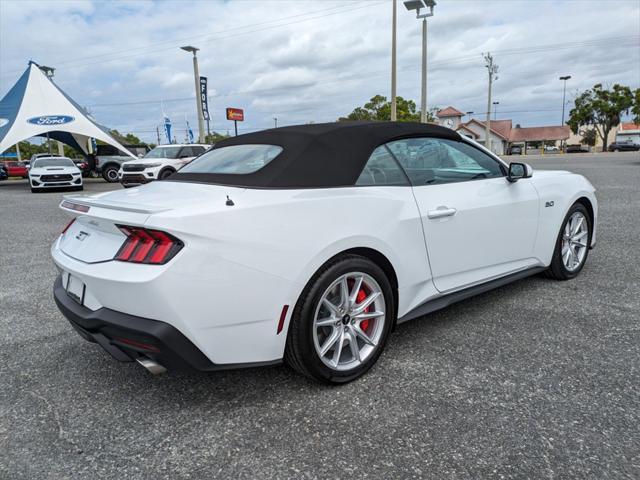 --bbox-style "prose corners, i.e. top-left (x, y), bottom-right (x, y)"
top-left (0, 0), bottom-right (638, 142)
